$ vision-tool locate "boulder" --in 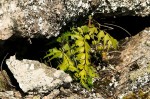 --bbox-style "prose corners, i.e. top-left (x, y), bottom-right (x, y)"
top-left (115, 27), bottom-right (150, 98)
top-left (6, 55), bottom-right (72, 93)
top-left (0, 0), bottom-right (149, 40)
